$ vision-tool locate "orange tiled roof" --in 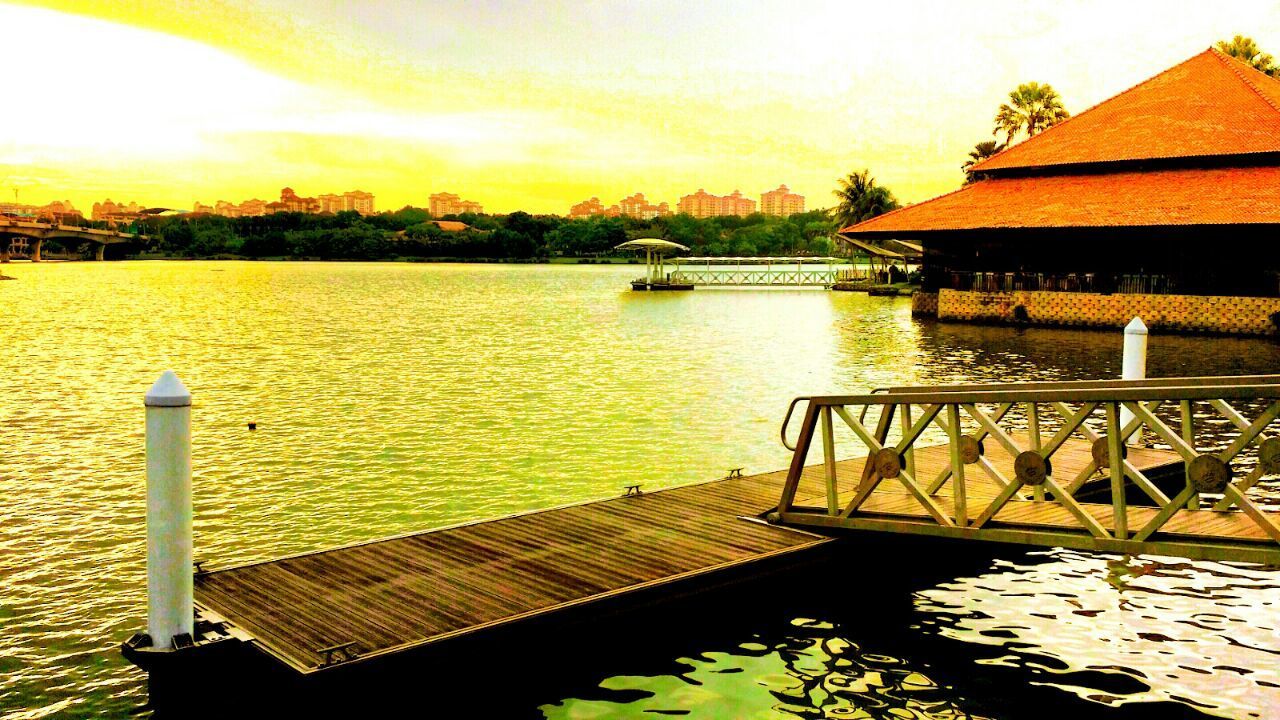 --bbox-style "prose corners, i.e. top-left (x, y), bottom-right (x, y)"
top-left (971, 49), bottom-right (1280, 173)
top-left (842, 166), bottom-right (1280, 235)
